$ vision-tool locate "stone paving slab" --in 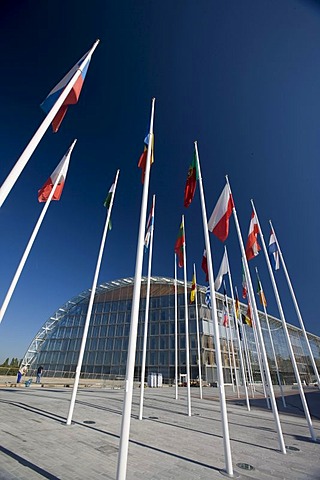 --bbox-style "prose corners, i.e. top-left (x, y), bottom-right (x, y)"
top-left (0, 386), bottom-right (319, 479)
